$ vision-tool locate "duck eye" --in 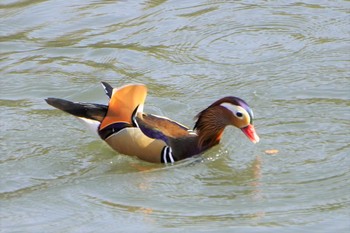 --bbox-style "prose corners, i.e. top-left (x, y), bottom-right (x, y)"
top-left (236, 112), bottom-right (243, 118)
